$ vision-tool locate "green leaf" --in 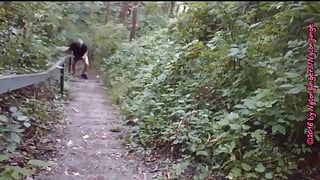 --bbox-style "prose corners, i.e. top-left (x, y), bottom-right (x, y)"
top-left (315, 134), bottom-right (320, 142)
top-left (227, 112), bottom-right (239, 120)
top-left (230, 124), bottom-right (241, 130)
top-left (6, 143), bottom-right (17, 152)
top-left (0, 154), bottom-right (9, 161)
top-left (251, 131), bottom-right (262, 142)
top-left (242, 125), bottom-right (250, 130)
top-left (17, 116), bottom-right (28, 121)
top-left (175, 164), bottom-right (183, 176)
top-left (285, 72), bottom-right (299, 78)
top-left (265, 172), bottom-right (273, 179)
top-left (11, 133), bottom-right (21, 143)
top-left (231, 167), bottom-right (241, 177)
top-left (243, 150), bottom-right (256, 159)
top-left (255, 163), bottom-right (265, 173)
top-left (243, 99), bottom-right (256, 109)
top-left (284, 50), bottom-right (293, 58)
top-left (0, 115), bottom-right (8, 122)
top-left (228, 48), bottom-right (240, 57)
top-left (241, 163), bottom-right (251, 171)
top-left (279, 84), bottom-right (294, 88)
top-left (196, 151), bottom-right (209, 156)
top-left (218, 118), bottom-right (229, 126)
top-left (190, 144), bottom-right (196, 152)
top-left (28, 159), bottom-right (50, 168)
top-left (12, 111), bottom-right (23, 118)
top-left (0, 173), bottom-right (13, 180)
top-left (15, 167), bottom-right (34, 176)
top-left (11, 170), bottom-right (21, 179)
top-left (287, 85), bottom-right (304, 94)
top-left (234, 104), bottom-right (246, 109)
top-left (272, 124), bottom-right (286, 135)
